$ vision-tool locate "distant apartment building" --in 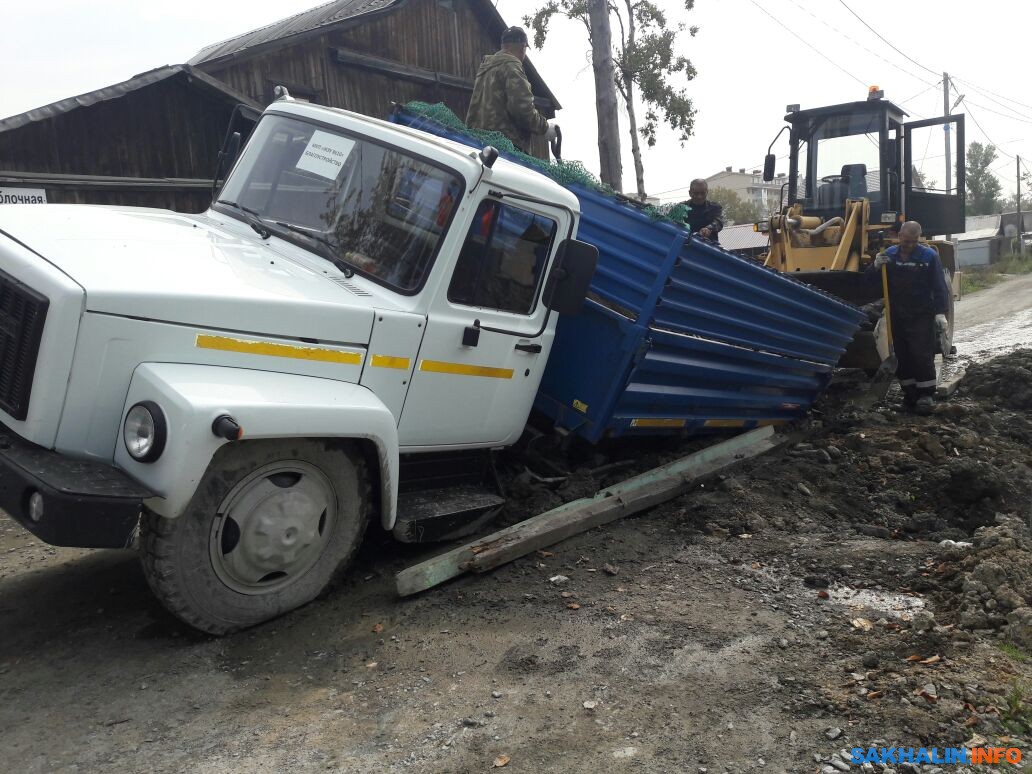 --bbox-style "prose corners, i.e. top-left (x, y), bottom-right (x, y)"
top-left (706, 166), bottom-right (788, 214)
